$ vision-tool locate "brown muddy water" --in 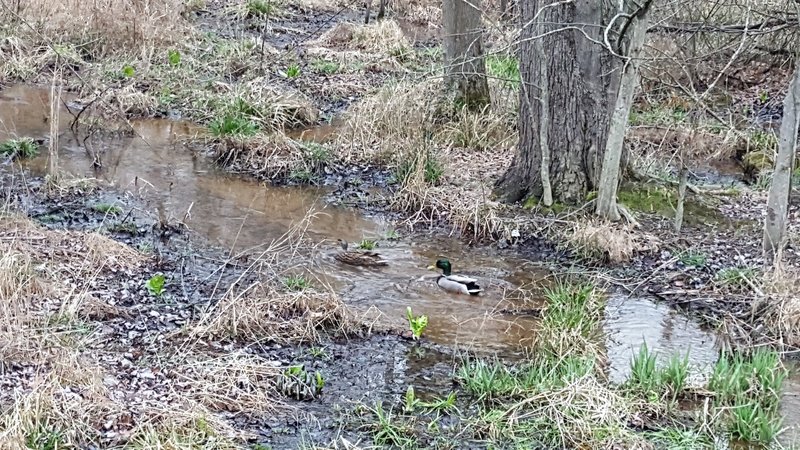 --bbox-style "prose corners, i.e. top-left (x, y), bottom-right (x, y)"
top-left (2, 84), bottom-right (799, 441)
